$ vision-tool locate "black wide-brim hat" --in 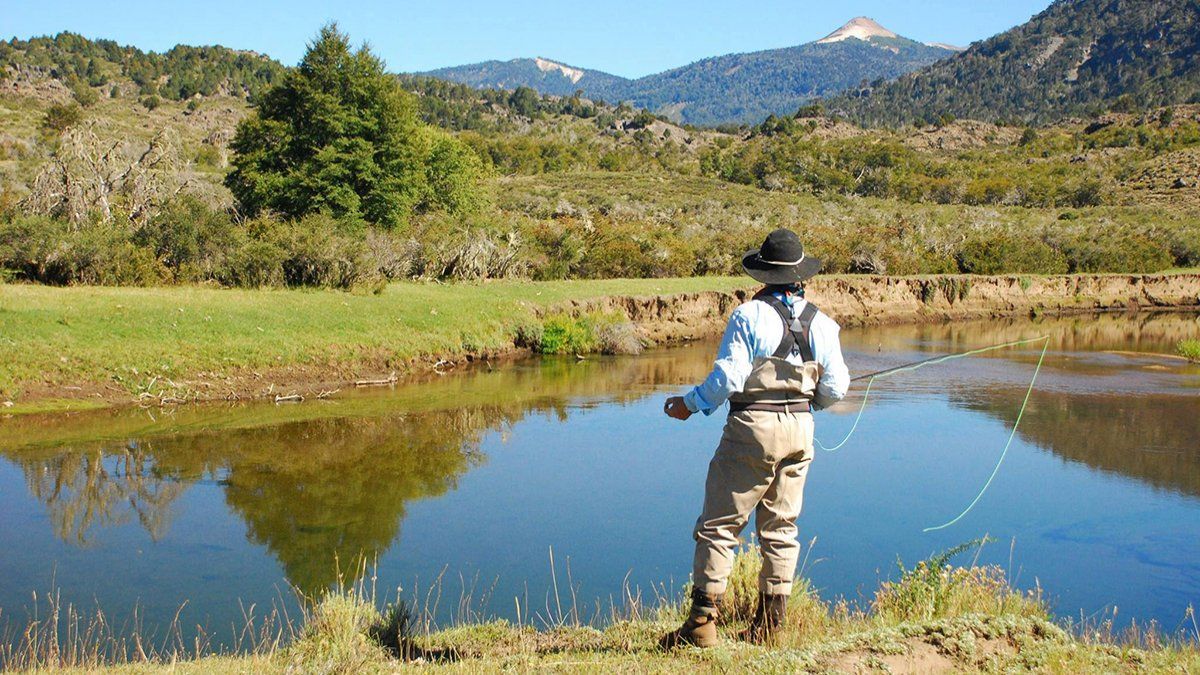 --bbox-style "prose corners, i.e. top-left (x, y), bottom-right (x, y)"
top-left (742, 228), bottom-right (823, 285)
